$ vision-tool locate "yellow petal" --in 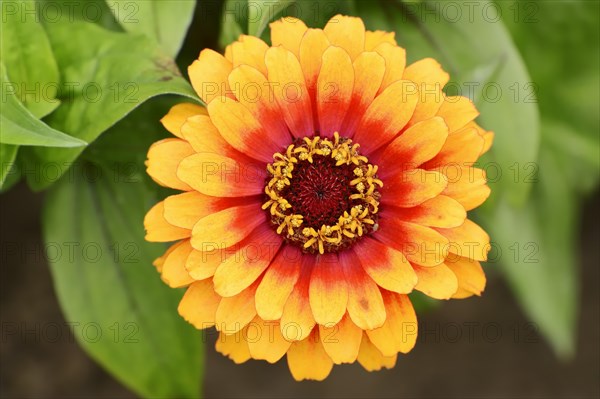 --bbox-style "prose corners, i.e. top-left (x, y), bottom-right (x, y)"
top-left (161, 239), bottom-right (194, 288)
top-left (319, 313), bottom-right (362, 364)
top-left (437, 95), bottom-right (479, 132)
top-left (317, 46), bottom-right (354, 137)
top-left (144, 201), bottom-right (190, 242)
top-left (229, 35), bottom-right (269, 75)
top-left (160, 103), bottom-right (207, 138)
top-left (373, 42), bottom-right (406, 92)
top-left (255, 245), bottom-right (302, 320)
top-left (414, 263), bottom-right (458, 299)
top-left (269, 17), bottom-right (308, 57)
top-left (190, 203), bottom-right (265, 250)
top-left (446, 256), bottom-right (486, 298)
top-left (177, 152), bottom-right (265, 197)
top-left (146, 138), bottom-right (195, 191)
top-left (365, 30), bottom-right (397, 51)
top-left (265, 46), bottom-right (313, 138)
top-left (287, 329), bottom-right (333, 381)
top-left (309, 254), bottom-right (348, 326)
top-left (215, 281), bottom-right (258, 333)
top-left (353, 237), bottom-right (417, 294)
top-left (368, 291), bottom-right (417, 354)
top-left (339, 250), bottom-right (386, 330)
top-left (213, 225), bottom-right (281, 297)
top-left (164, 191), bottom-right (239, 230)
top-left (215, 329), bottom-right (251, 364)
top-left (323, 15), bottom-right (365, 60)
top-left (436, 219), bottom-right (490, 261)
top-left (246, 317), bottom-right (292, 363)
top-left (178, 279), bottom-right (221, 329)
top-left (281, 259), bottom-right (316, 341)
top-left (188, 49), bottom-right (233, 104)
top-left (353, 80), bottom-right (419, 153)
top-left (379, 117), bottom-right (449, 173)
top-left (357, 333), bottom-right (397, 371)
